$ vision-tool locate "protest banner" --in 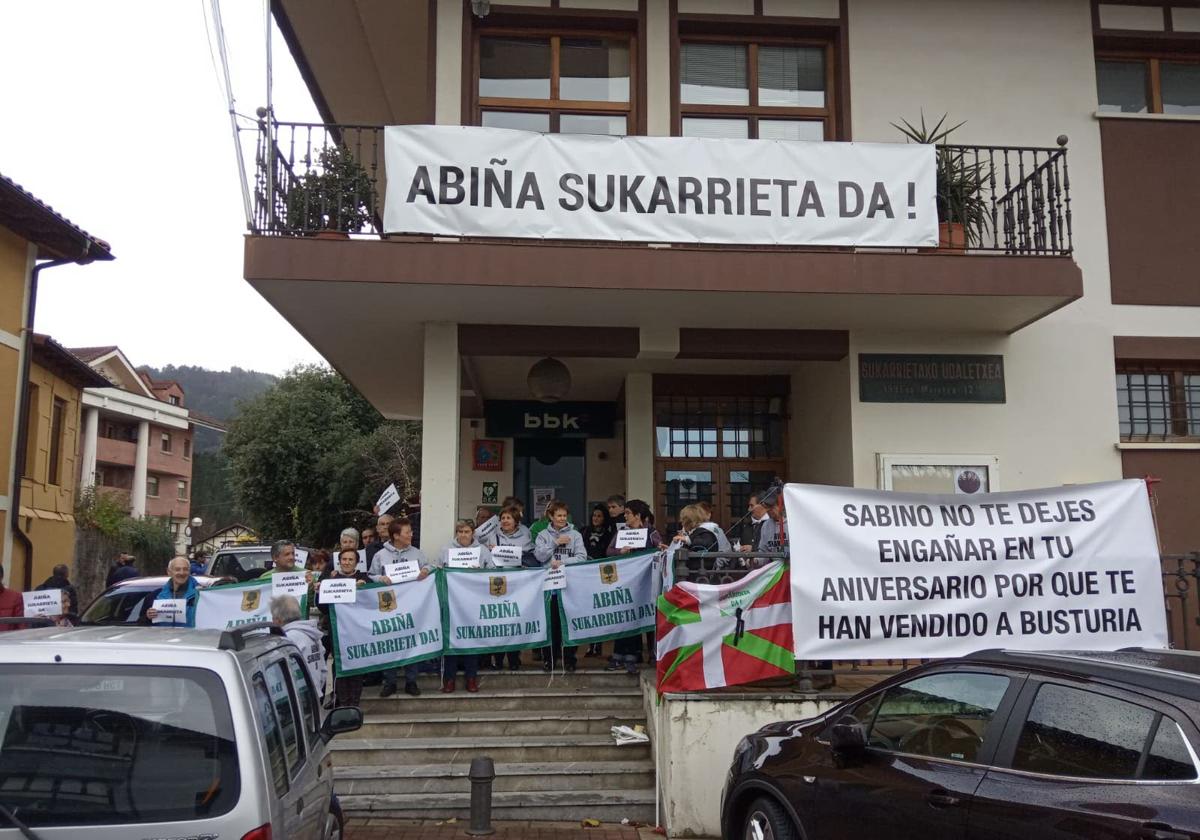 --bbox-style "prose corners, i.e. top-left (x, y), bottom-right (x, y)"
top-left (319, 578), bottom-right (357, 604)
top-left (195, 579), bottom-right (307, 630)
top-left (384, 126), bottom-right (937, 247)
top-left (560, 551), bottom-right (658, 645)
top-left (376, 483), bottom-right (401, 515)
top-left (330, 577), bottom-right (443, 677)
top-left (783, 480), bottom-right (1169, 659)
top-left (22, 589), bottom-right (62, 617)
top-left (441, 567), bottom-right (550, 654)
top-left (151, 598), bottom-right (187, 626)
